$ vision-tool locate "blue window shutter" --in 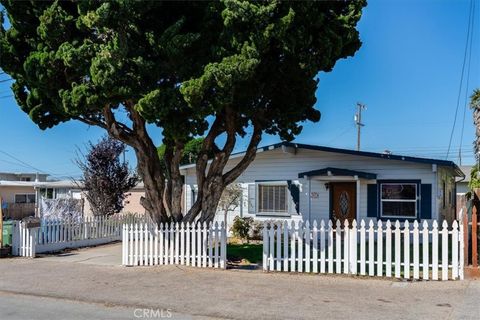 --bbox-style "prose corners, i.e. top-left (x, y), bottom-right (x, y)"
top-left (287, 180), bottom-right (300, 214)
top-left (367, 184), bottom-right (378, 218)
top-left (420, 184), bottom-right (432, 219)
top-left (247, 184), bottom-right (256, 214)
